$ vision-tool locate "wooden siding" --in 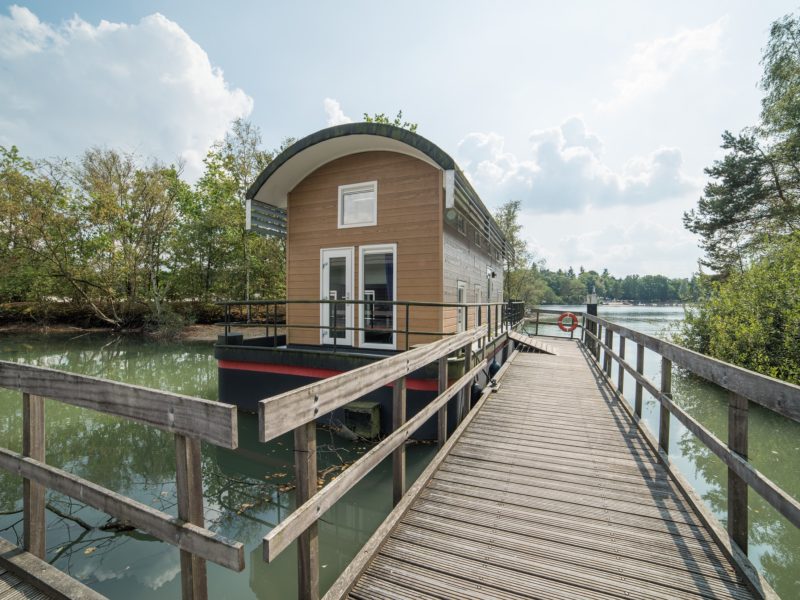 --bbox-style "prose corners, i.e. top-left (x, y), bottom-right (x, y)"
top-left (286, 151), bottom-right (443, 349)
top-left (442, 229), bottom-right (504, 334)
